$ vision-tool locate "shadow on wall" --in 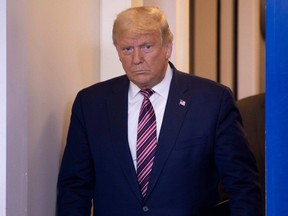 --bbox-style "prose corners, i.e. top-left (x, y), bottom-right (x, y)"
top-left (27, 99), bottom-right (73, 215)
